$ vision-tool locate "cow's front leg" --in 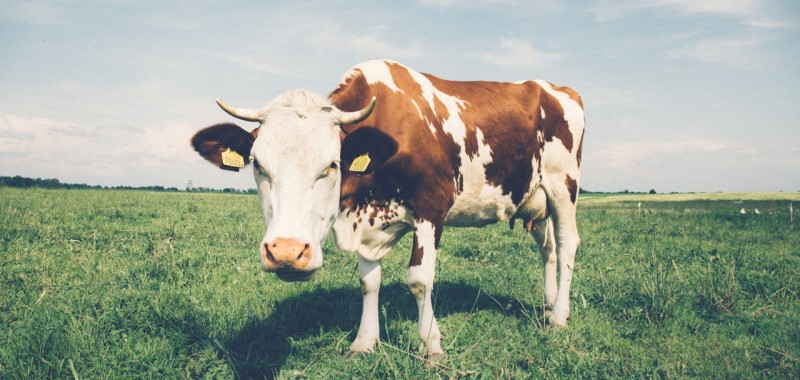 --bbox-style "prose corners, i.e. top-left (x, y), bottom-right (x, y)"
top-left (408, 220), bottom-right (445, 362)
top-left (347, 256), bottom-right (382, 356)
